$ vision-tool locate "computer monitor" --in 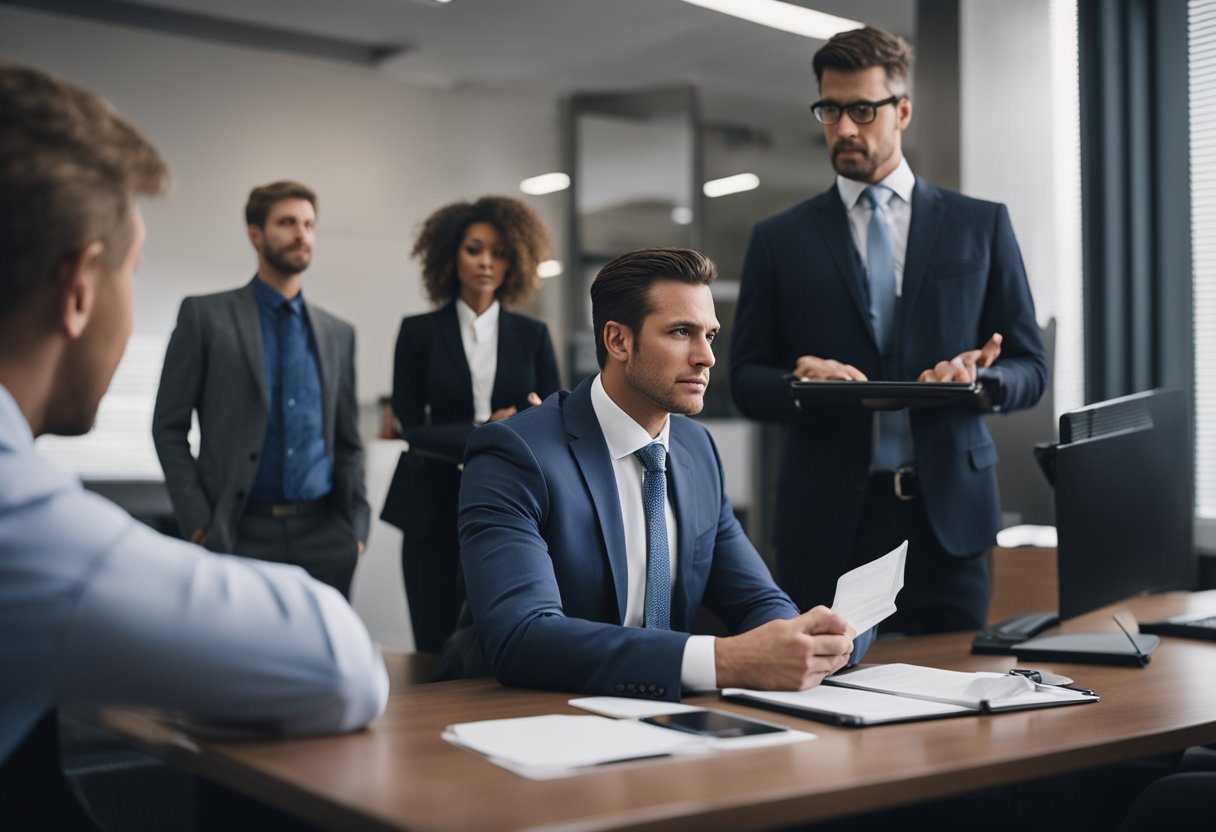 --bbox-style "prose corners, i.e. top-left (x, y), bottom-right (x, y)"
top-left (1054, 387), bottom-right (1195, 619)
